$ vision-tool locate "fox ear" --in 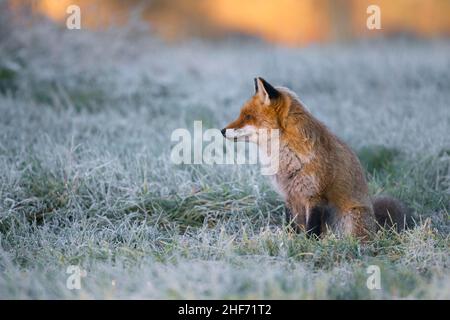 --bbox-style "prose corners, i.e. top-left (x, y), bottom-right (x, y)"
top-left (254, 77), bottom-right (280, 105)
